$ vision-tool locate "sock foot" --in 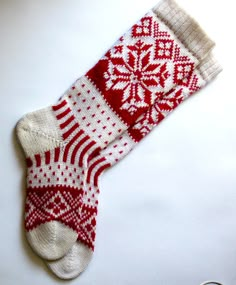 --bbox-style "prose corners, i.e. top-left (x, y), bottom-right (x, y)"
top-left (17, 108), bottom-right (83, 260)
